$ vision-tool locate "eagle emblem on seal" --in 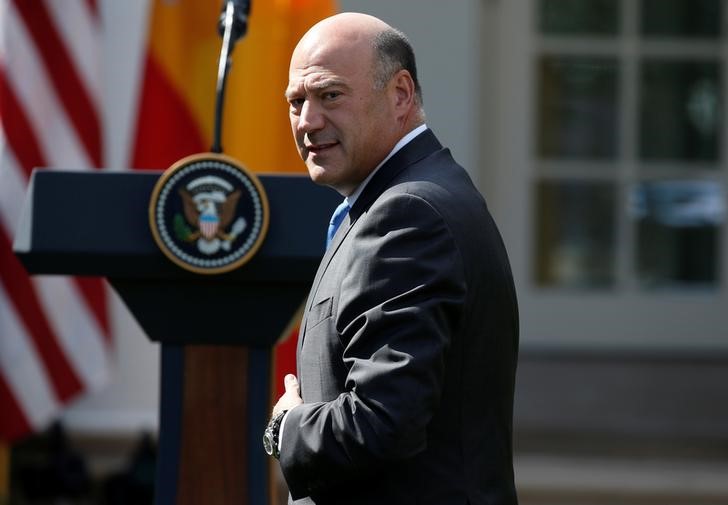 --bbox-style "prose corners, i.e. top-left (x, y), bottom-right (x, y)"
top-left (174, 175), bottom-right (247, 255)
